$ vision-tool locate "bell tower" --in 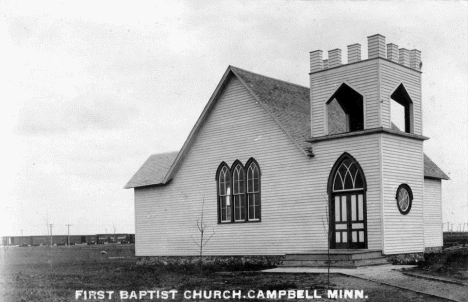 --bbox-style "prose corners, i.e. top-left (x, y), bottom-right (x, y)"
top-left (307, 34), bottom-right (428, 254)
top-left (309, 34), bottom-right (423, 137)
